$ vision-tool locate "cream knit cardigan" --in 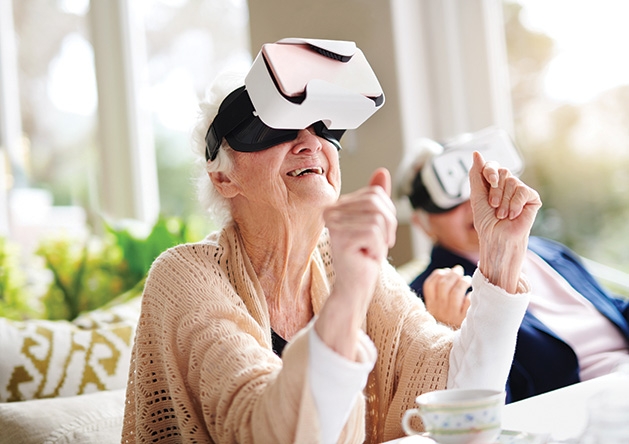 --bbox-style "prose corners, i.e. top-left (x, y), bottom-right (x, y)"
top-left (121, 224), bottom-right (453, 444)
